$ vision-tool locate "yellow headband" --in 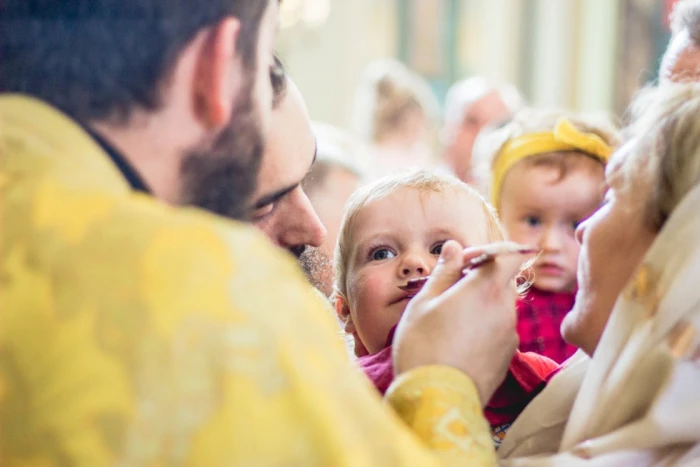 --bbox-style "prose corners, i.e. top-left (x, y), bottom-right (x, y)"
top-left (491, 117), bottom-right (612, 209)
